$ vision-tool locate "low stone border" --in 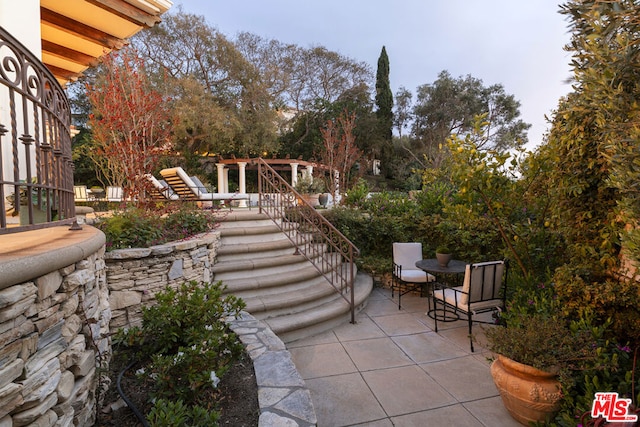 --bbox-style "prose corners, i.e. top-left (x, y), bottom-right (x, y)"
top-left (226, 312), bottom-right (317, 427)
